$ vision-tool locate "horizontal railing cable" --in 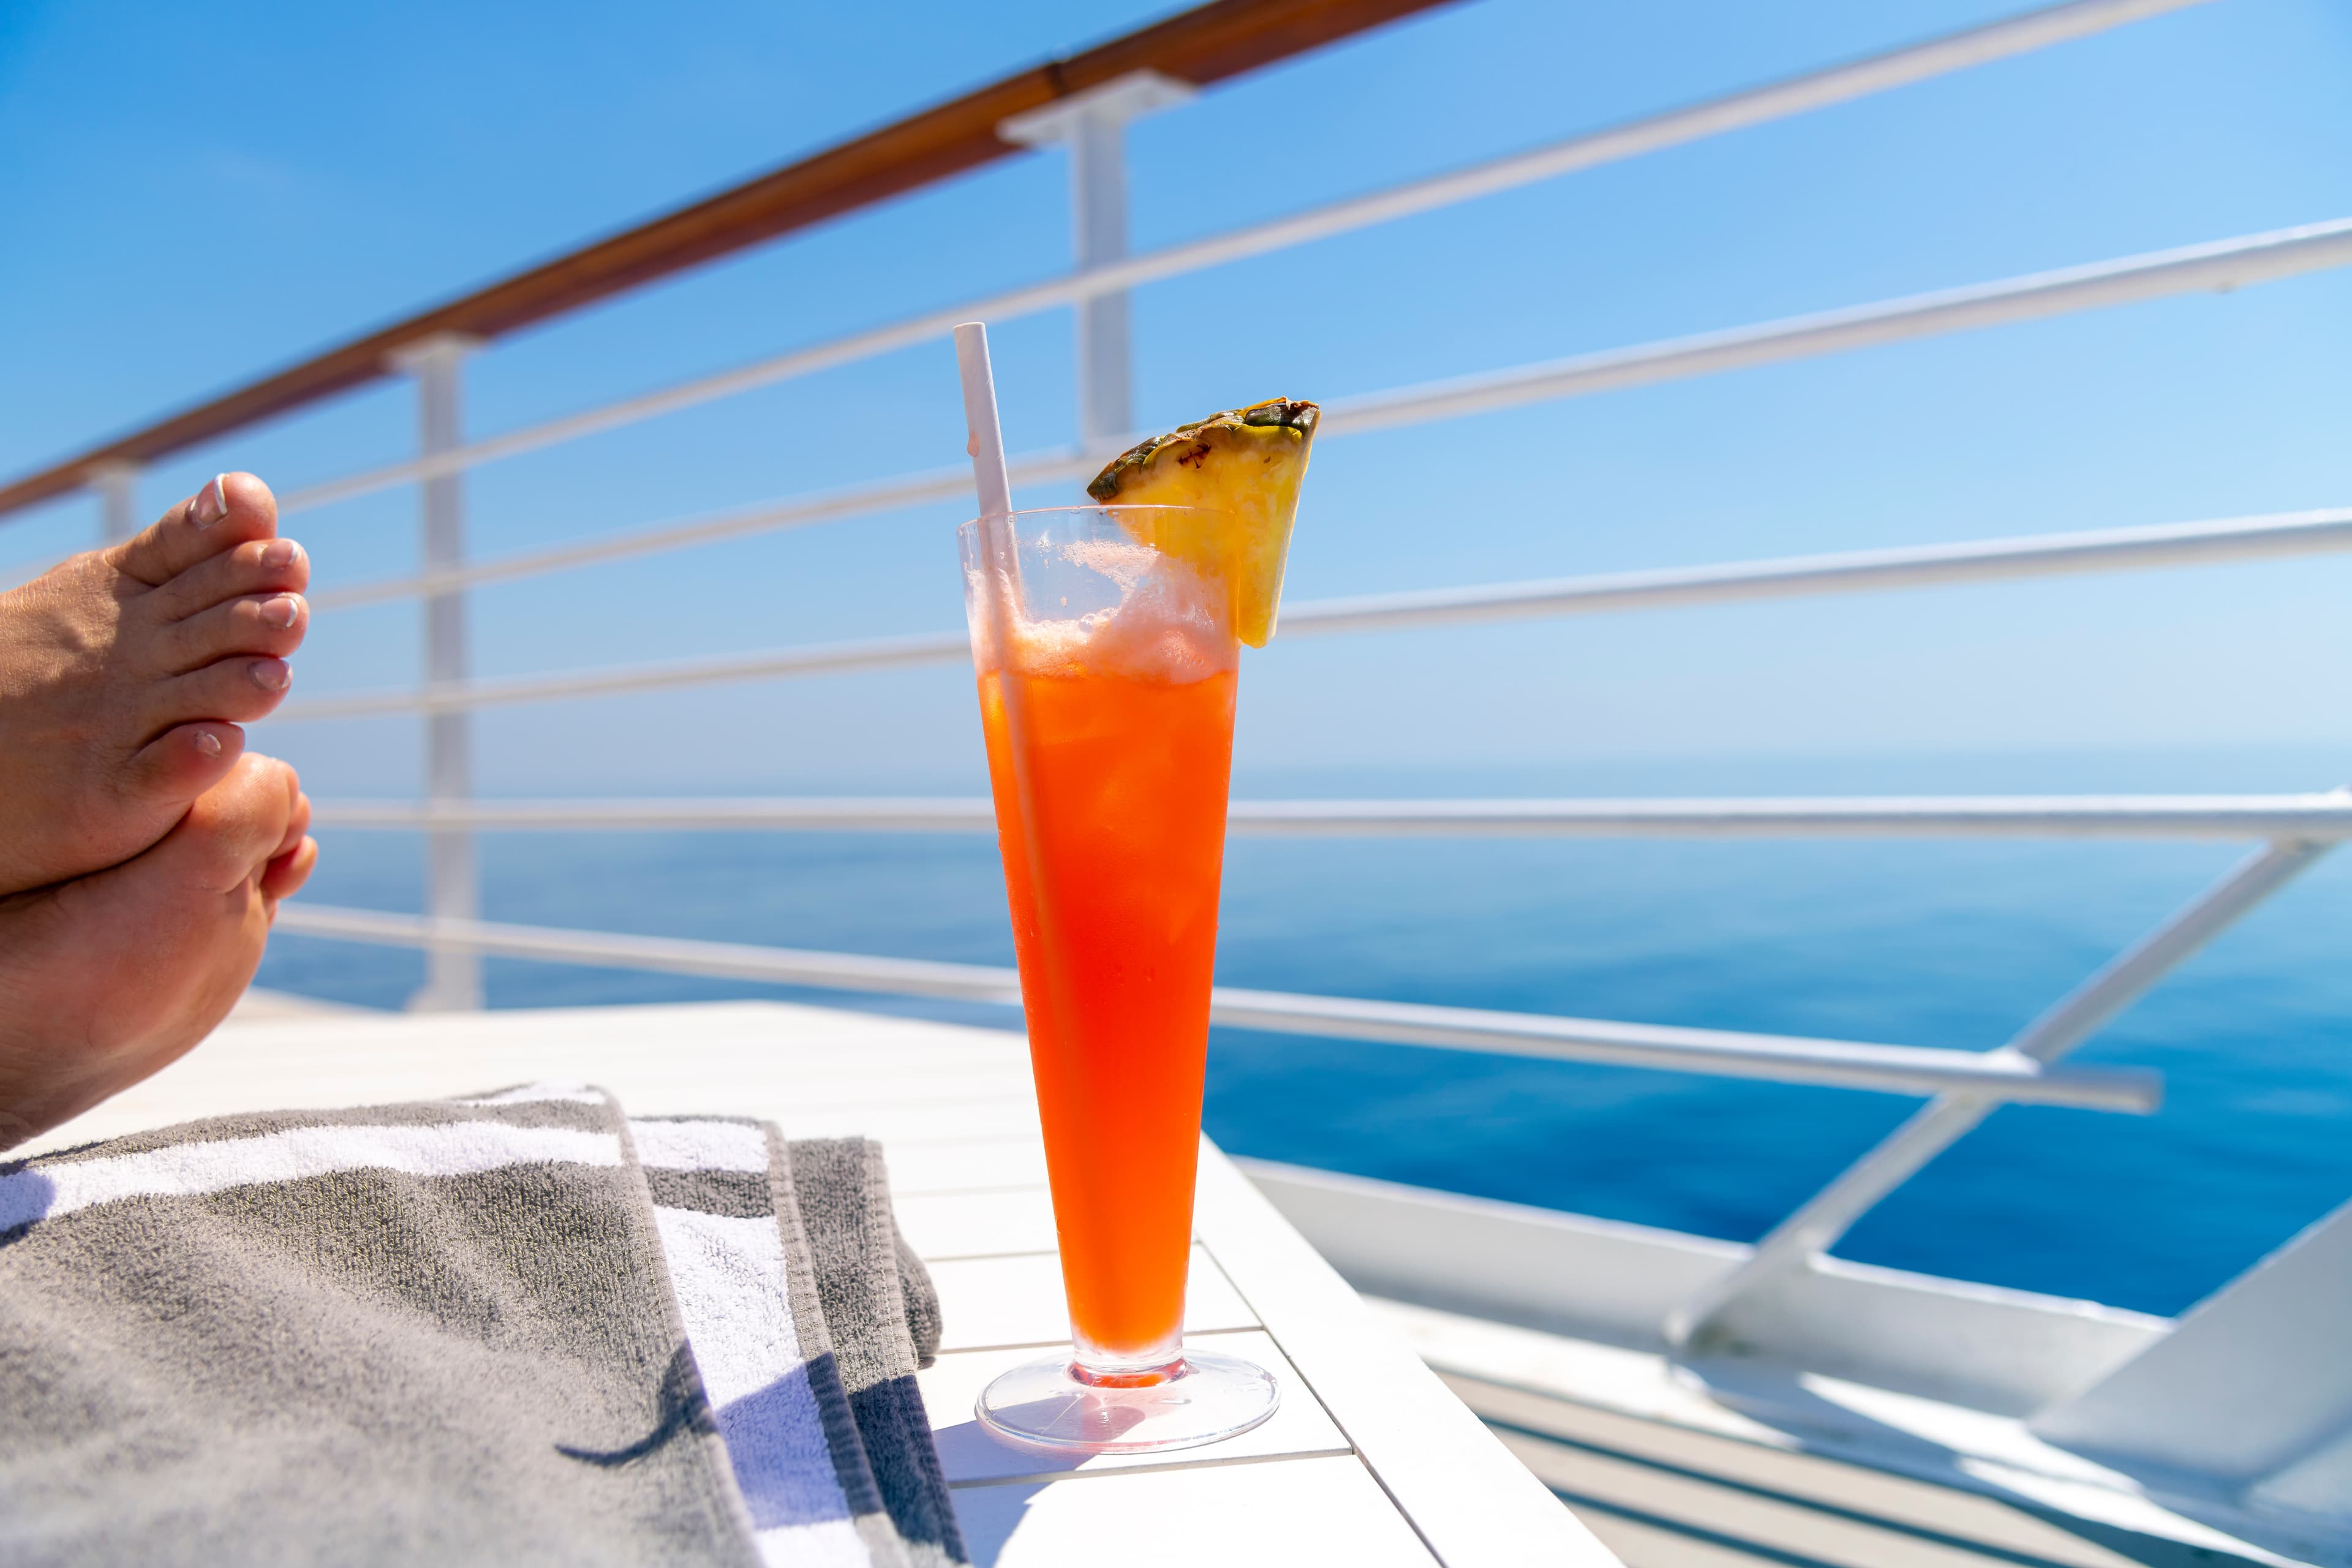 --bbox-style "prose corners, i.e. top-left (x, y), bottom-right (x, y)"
top-left (270, 903), bottom-right (2161, 1110)
top-left (311, 451), bottom-right (1087, 612)
top-left (305, 792), bottom-right (2352, 840)
top-left (1326, 217), bottom-right (2352, 435)
top-left (280, 630), bottom-right (971, 720)
top-left (272, 0), bottom-right (2215, 518)
top-left (1276, 505), bottom-right (2352, 636)
top-left (273, 506), bottom-right (2352, 720)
